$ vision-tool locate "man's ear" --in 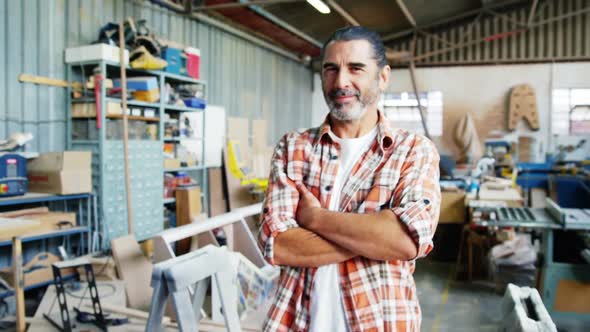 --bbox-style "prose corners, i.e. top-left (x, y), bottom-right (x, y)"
top-left (379, 65), bottom-right (391, 91)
